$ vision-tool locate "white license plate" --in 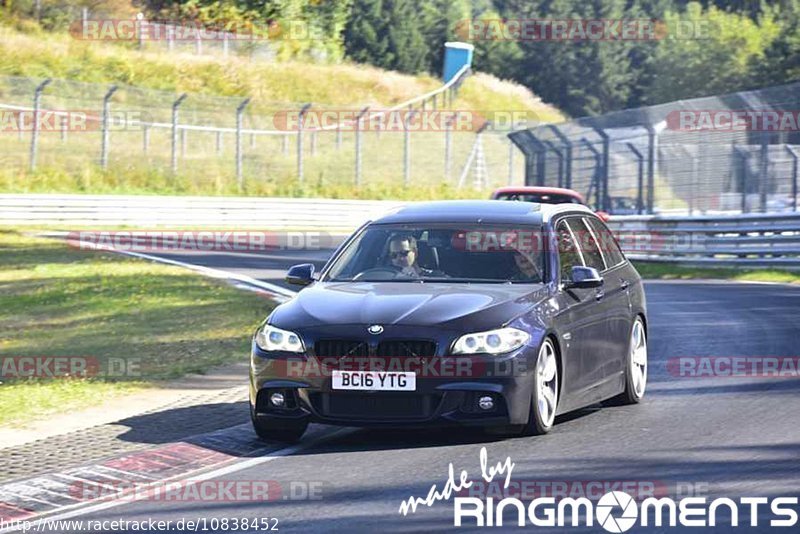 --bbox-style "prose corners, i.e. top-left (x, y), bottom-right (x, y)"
top-left (331, 370), bottom-right (416, 391)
